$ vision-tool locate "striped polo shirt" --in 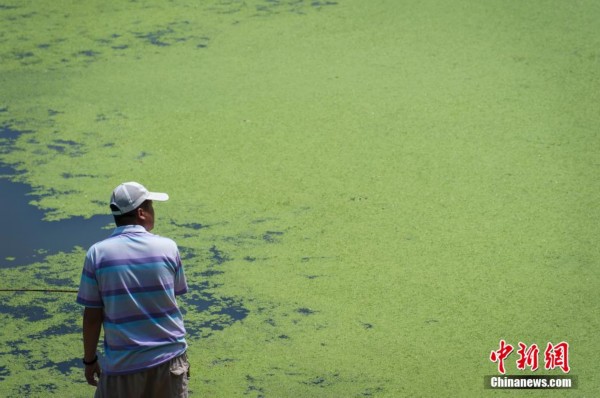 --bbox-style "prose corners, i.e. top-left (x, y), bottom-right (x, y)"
top-left (77, 225), bottom-right (188, 375)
